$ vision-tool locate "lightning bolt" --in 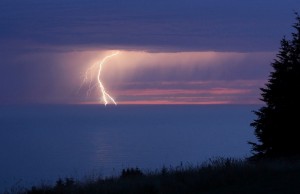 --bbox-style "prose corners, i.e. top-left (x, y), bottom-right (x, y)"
top-left (81, 51), bottom-right (119, 105)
